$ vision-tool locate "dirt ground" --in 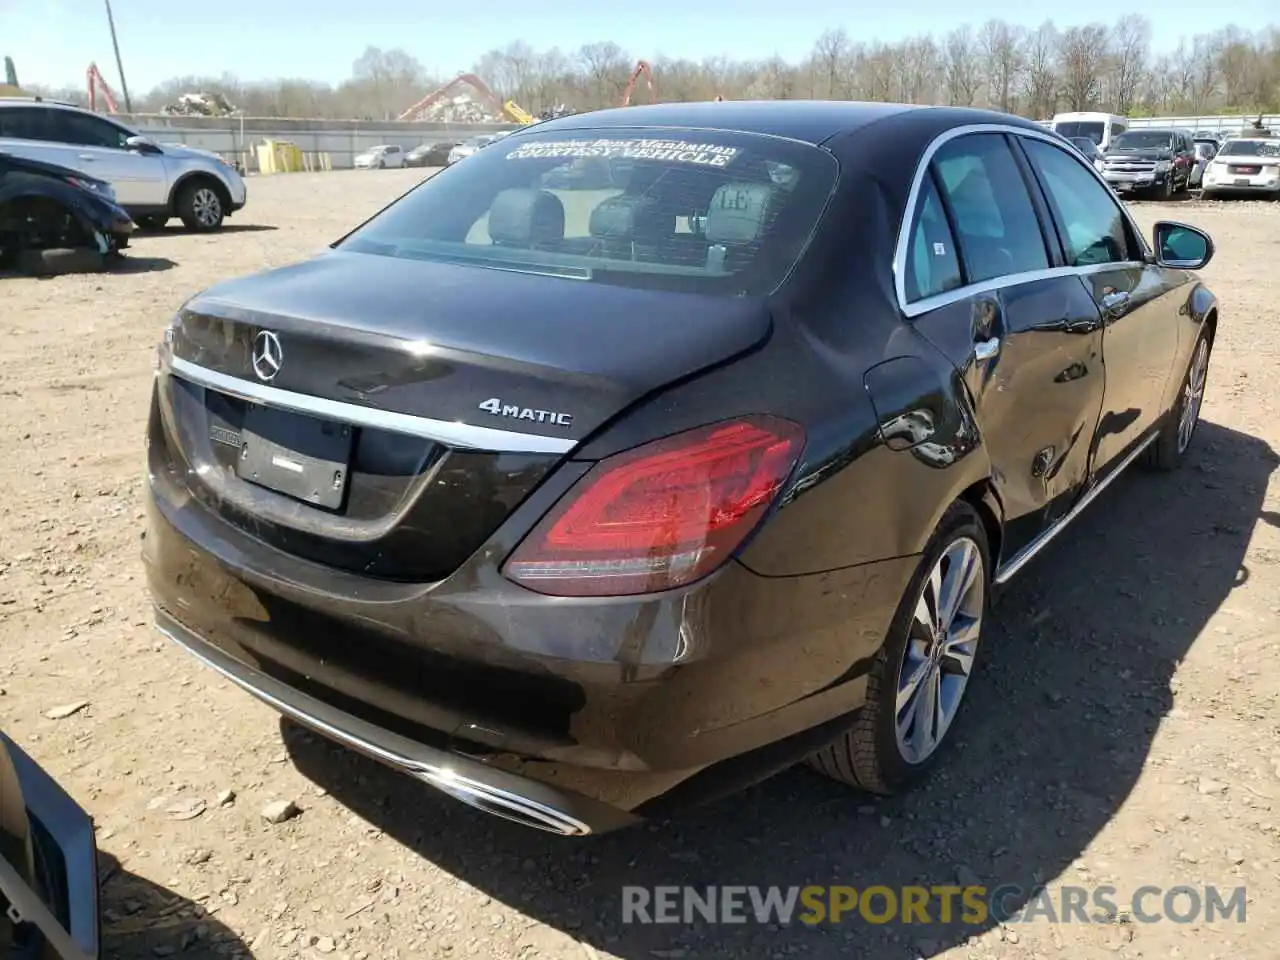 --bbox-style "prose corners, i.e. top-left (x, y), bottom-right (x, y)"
top-left (2, 169), bottom-right (1279, 960)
